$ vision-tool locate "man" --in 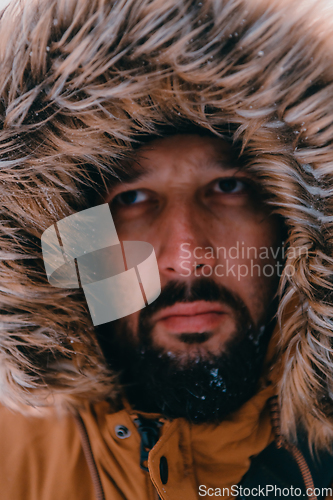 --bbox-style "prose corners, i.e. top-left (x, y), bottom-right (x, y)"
top-left (97, 133), bottom-right (282, 420)
top-left (0, 0), bottom-right (333, 499)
